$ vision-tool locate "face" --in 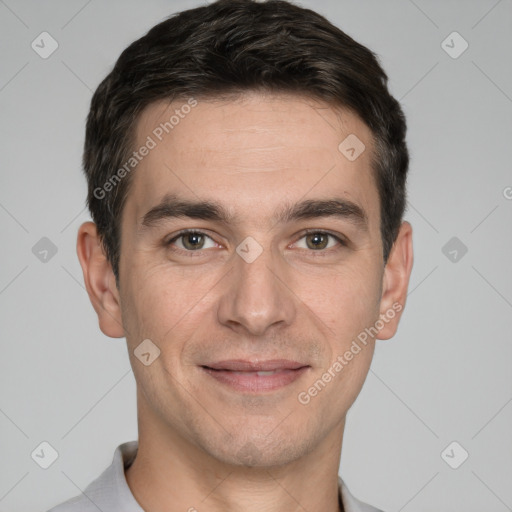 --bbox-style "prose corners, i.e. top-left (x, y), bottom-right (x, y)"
top-left (80, 92), bottom-right (412, 468)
